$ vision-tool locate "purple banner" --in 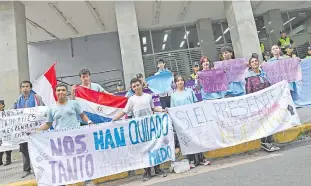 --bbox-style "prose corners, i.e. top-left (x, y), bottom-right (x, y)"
top-left (198, 69), bottom-right (228, 93)
top-left (114, 80), bottom-right (203, 106)
top-left (214, 58), bottom-right (248, 83)
top-left (262, 58), bottom-right (302, 84)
